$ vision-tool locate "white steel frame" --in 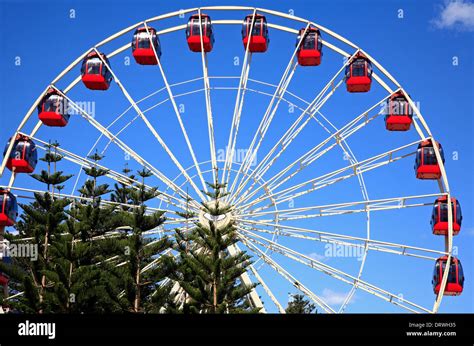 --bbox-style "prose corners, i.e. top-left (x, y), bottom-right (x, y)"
top-left (0, 6), bottom-right (456, 314)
